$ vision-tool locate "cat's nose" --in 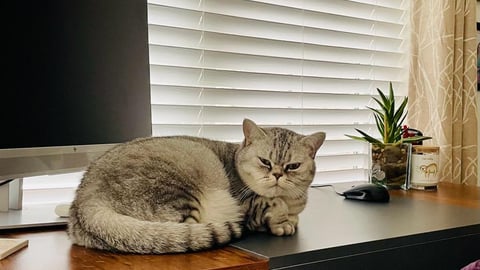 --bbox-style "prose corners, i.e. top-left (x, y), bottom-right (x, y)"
top-left (273, 172), bottom-right (283, 180)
